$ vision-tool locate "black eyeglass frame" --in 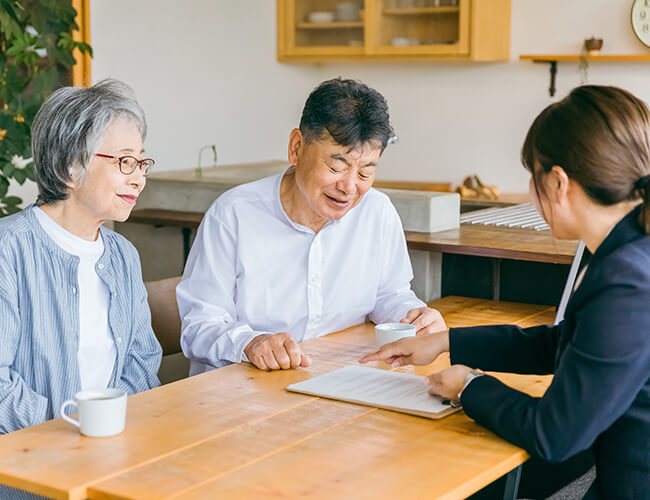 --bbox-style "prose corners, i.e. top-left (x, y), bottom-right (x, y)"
top-left (94, 153), bottom-right (155, 176)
